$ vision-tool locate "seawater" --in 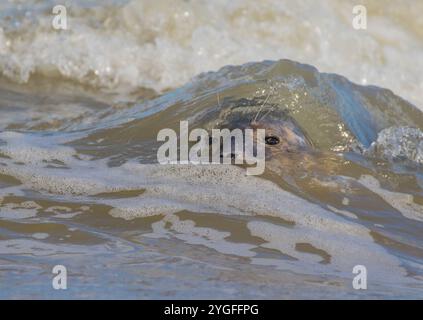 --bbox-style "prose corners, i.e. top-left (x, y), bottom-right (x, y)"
top-left (0, 0), bottom-right (422, 299)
